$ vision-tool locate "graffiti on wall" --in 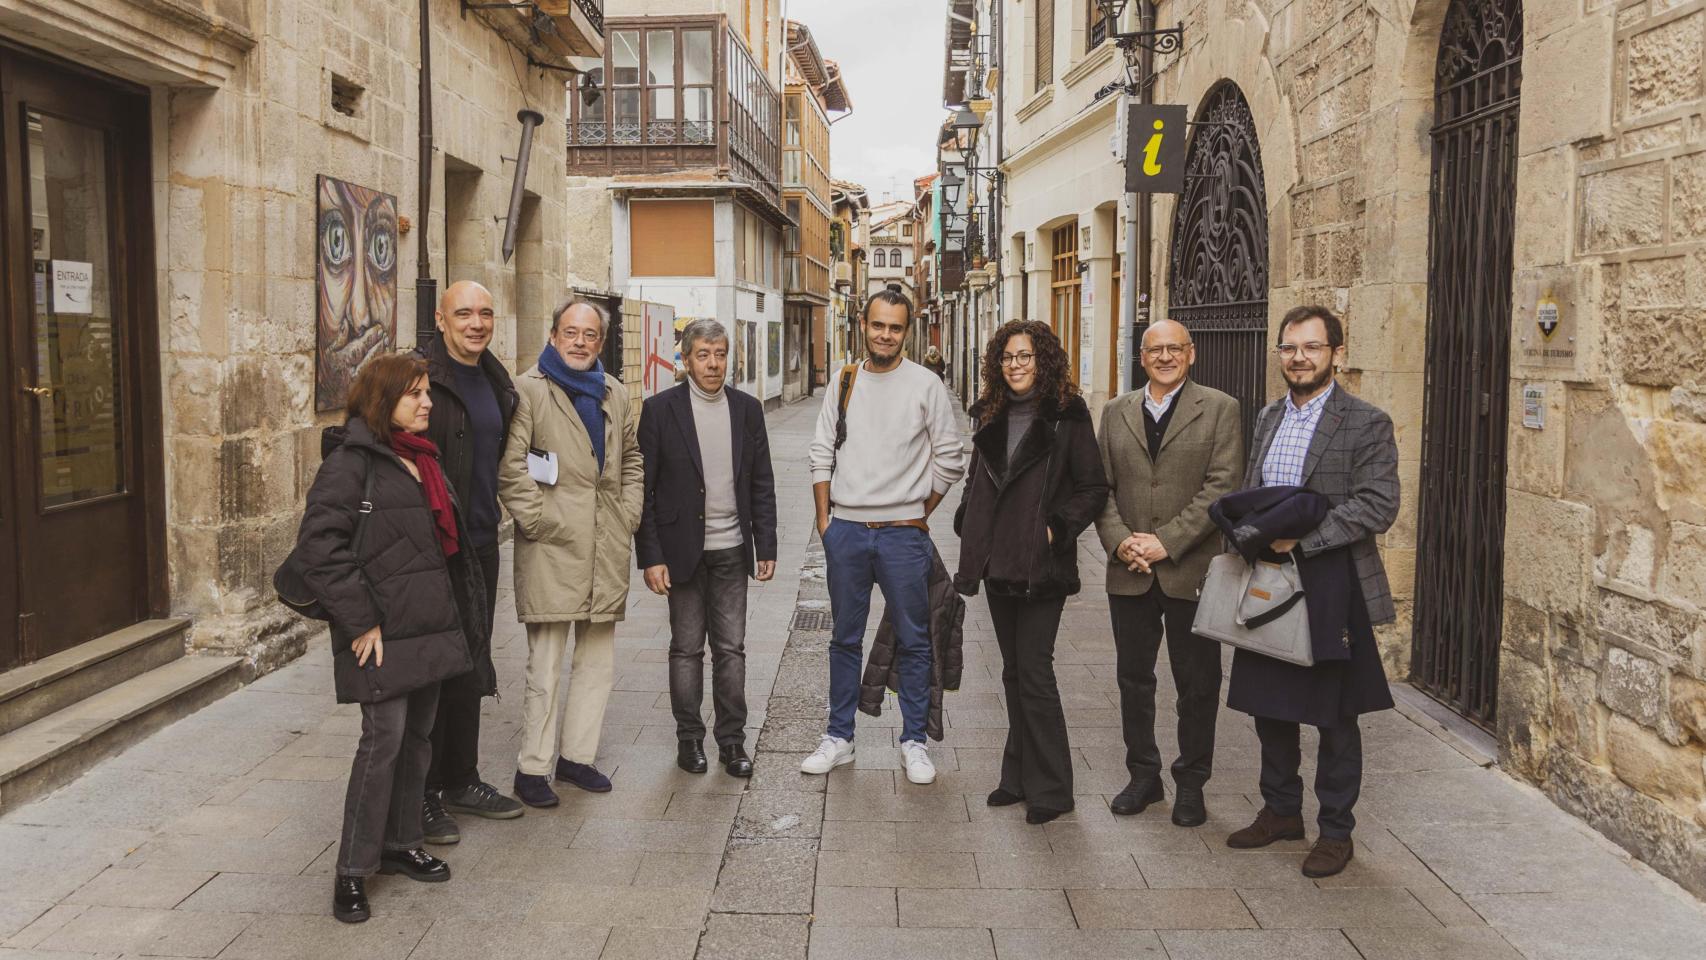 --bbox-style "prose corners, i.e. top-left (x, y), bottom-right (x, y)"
top-left (315, 175), bottom-right (398, 411)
